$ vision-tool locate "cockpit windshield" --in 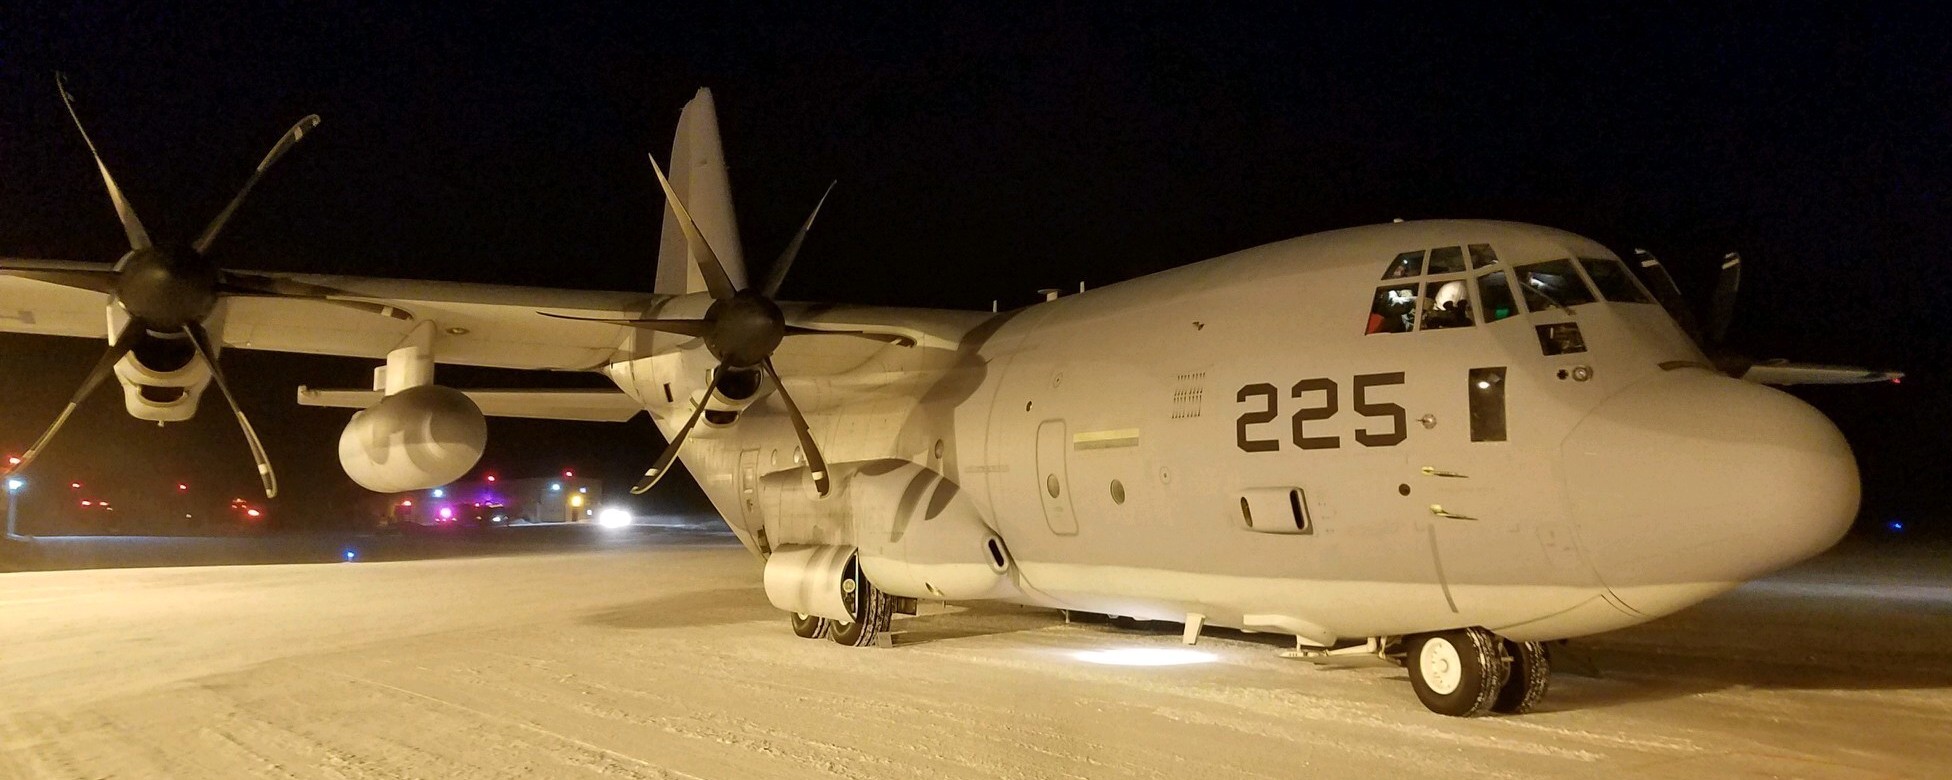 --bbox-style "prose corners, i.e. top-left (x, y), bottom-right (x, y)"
top-left (1512, 259), bottom-right (1597, 311)
top-left (1578, 257), bottom-right (1654, 303)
